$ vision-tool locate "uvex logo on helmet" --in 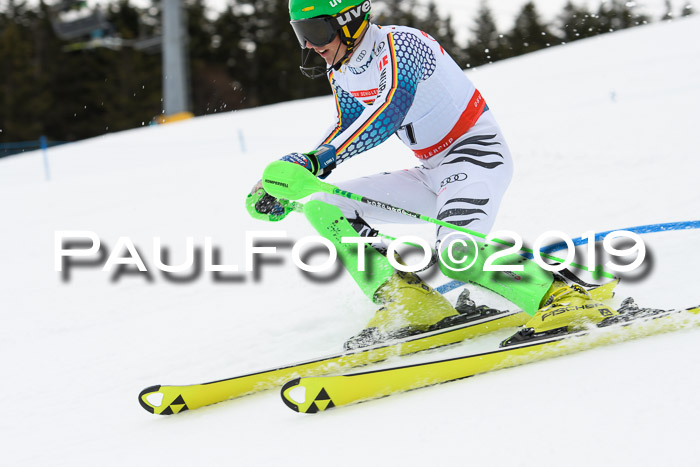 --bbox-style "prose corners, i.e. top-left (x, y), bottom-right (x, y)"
top-left (336, 0), bottom-right (371, 26)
